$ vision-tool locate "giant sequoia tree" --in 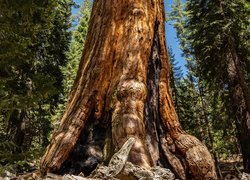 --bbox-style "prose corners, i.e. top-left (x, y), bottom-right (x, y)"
top-left (40, 1), bottom-right (217, 179)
